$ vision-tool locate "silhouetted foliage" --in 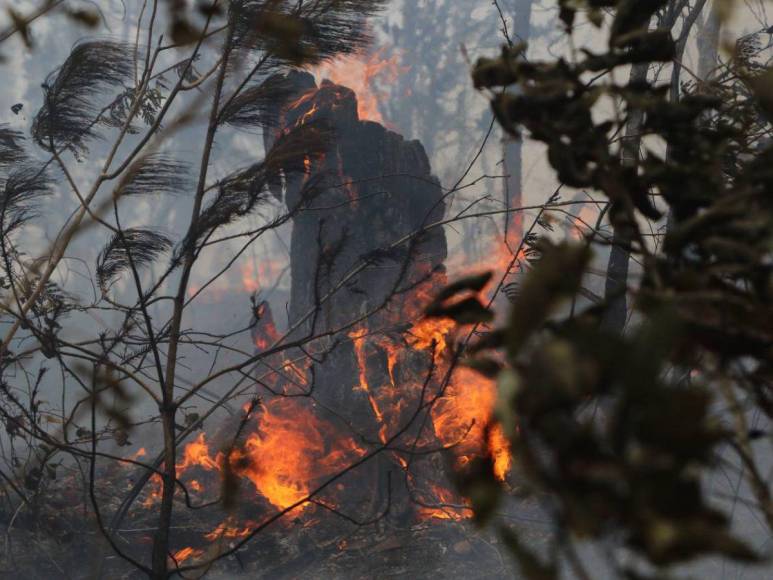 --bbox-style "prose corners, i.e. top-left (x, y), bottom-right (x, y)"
top-left (97, 229), bottom-right (174, 291)
top-left (452, 0), bottom-right (773, 576)
top-left (32, 41), bottom-right (132, 155)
